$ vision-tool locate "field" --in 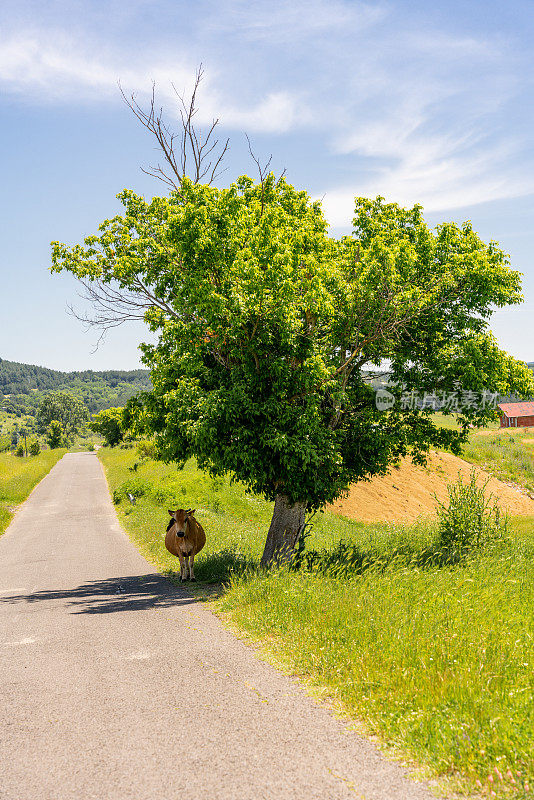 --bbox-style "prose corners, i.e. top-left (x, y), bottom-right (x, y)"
top-left (100, 440), bottom-right (534, 798)
top-left (221, 528), bottom-right (534, 798)
top-left (463, 427), bottom-right (534, 493)
top-left (0, 449), bottom-right (67, 534)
